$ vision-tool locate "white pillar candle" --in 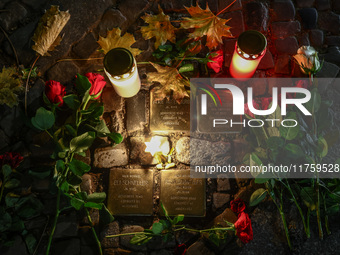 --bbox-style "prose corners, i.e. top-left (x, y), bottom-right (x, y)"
top-left (104, 48), bottom-right (141, 98)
